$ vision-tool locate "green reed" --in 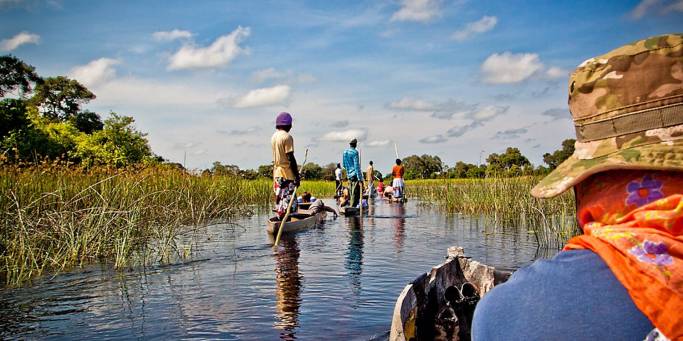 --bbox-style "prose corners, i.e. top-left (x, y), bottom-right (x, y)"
top-left (408, 177), bottom-right (580, 247)
top-left (0, 164), bottom-right (271, 286)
